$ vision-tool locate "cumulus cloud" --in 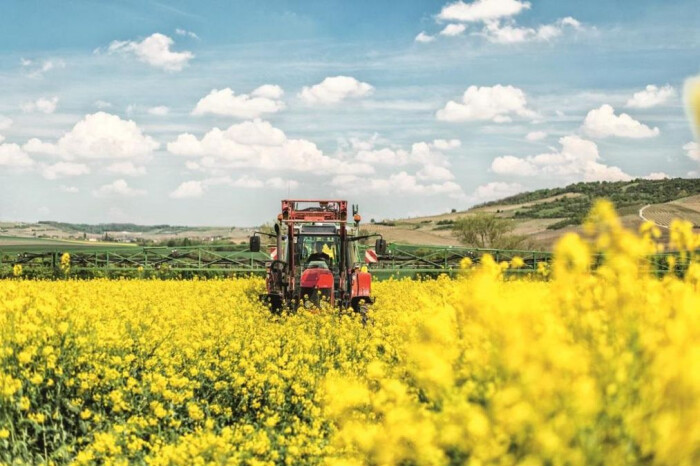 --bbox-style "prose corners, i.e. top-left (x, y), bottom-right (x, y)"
top-left (415, 32), bottom-right (435, 43)
top-left (266, 177), bottom-right (299, 190)
top-left (332, 172), bottom-right (465, 199)
top-left (626, 84), bottom-right (676, 108)
top-left (478, 16), bottom-right (583, 44)
top-left (147, 106), bottom-right (169, 116)
top-left (167, 119), bottom-right (373, 175)
top-left (526, 130), bottom-right (547, 141)
top-left (170, 176), bottom-right (298, 198)
top-left (107, 33), bottom-right (193, 71)
top-left (21, 96), bottom-right (59, 114)
top-left (0, 143), bottom-right (34, 169)
top-left (432, 139), bottom-right (461, 150)
top-left (251, 84), bottom-right (284, 99)
top-left (192, 86), bottom-right (285, 118)
top-left (349, 138), bottom-right (457, 182)
top-left (469, 181), bottom-right (524, 203)
top-left (41, 162), bottom-right (90, 180)
top-left (684, 141), bottom-right (699, 161)
top-left (490, 135), bottom-right (631, 182)
top-left (429, 0), bottom-right (582, 45)
top-left (582, 104), bottom-right (660, 138)
top-left (440, 24), bottom-right (466, 36)
top-left (644, 172), bottom-right (669, 180)
top-left (438, 0), bottom-right (530, 22)
top-left (23, 112), bottom-right (159, 160)
top-left (436, 85), bottom-right (536, 122)
top-left (107, 161), bottom-right (147, 176)
top-left (299, 76), bottom-right (373, 105)
top-left (170, 180), bottom-right (204, 199)
top-left (93, 179), bottom-right (146, 198)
